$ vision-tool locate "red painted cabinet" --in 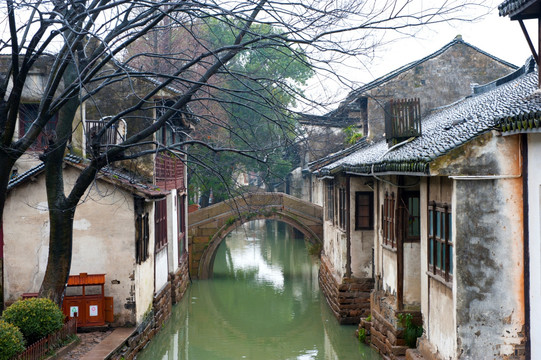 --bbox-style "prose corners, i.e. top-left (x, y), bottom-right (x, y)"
top-left (62, 273), bottom-right (113, 327)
